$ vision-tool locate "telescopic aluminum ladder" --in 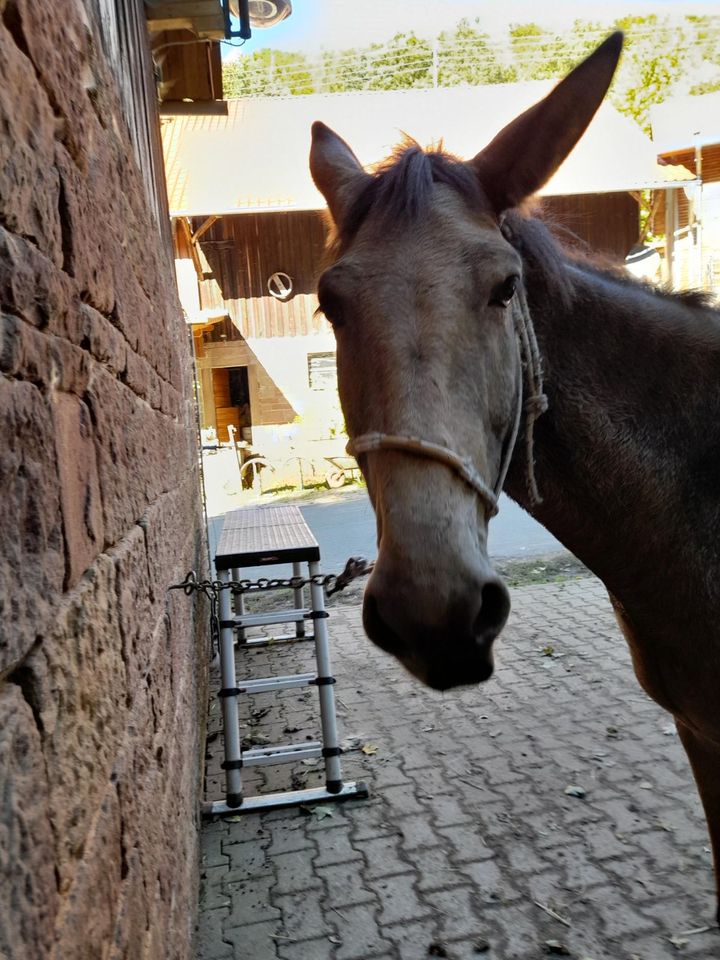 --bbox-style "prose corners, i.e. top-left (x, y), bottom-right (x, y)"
top-left (207, 504), bottom-right (368, 816)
